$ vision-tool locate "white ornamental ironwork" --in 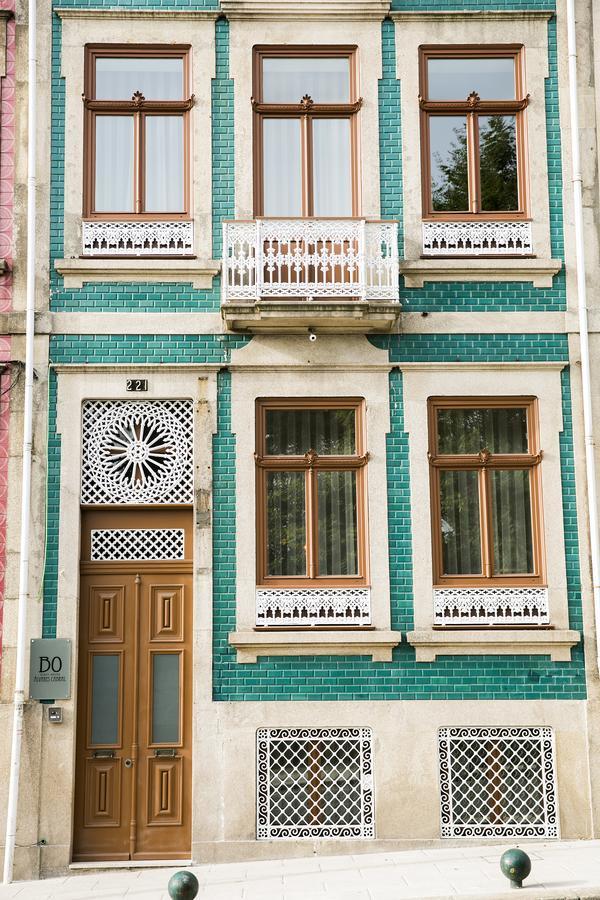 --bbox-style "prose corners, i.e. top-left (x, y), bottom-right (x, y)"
top-left (433, 587), bottom-right (549, 626)
top-left (422, 221), bottom-right (533, 256)
top-left (81, 400), bottom-right (193, 505)
top-left (223, 219), bottom-right (399, 302)
top-left (82, 220), bottom-right (194, 256)
top-left (90, 528), bottom-right (185, 561)
top-left (256, 588), bottom-right (371, 627)
top-left (257, 727), bottom-right (375, 840)
top-left (439, 726), bottom-right (558, 839)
